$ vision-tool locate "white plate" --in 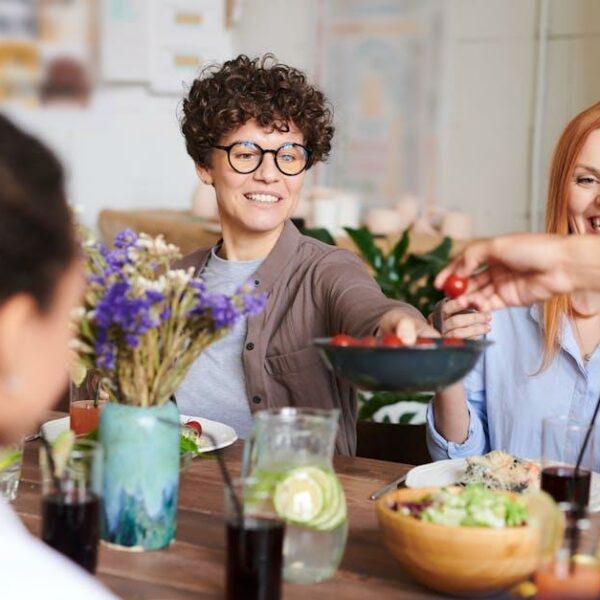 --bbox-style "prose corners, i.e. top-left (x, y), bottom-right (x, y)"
top-left (406, 458), bottom-right (600, 512)
top-left (40, 413), bottom-right (237, 453)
